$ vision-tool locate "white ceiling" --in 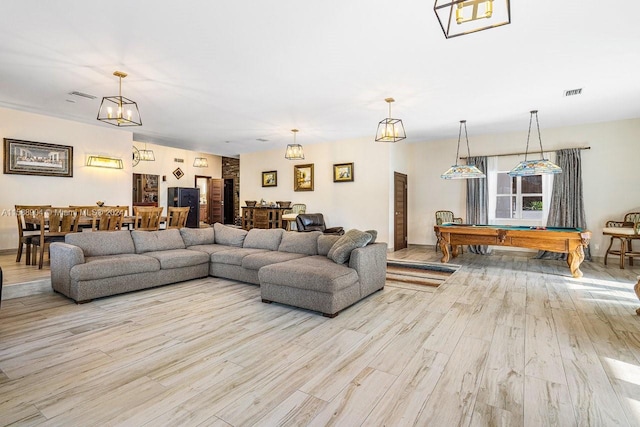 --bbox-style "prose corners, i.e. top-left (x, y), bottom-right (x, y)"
top-left (1, 1), bottom-right (639, 158)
